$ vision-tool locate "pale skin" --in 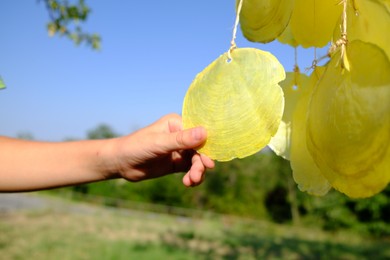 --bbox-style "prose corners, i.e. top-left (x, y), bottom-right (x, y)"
top-left (0, 114), bottom-right (215, 192)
